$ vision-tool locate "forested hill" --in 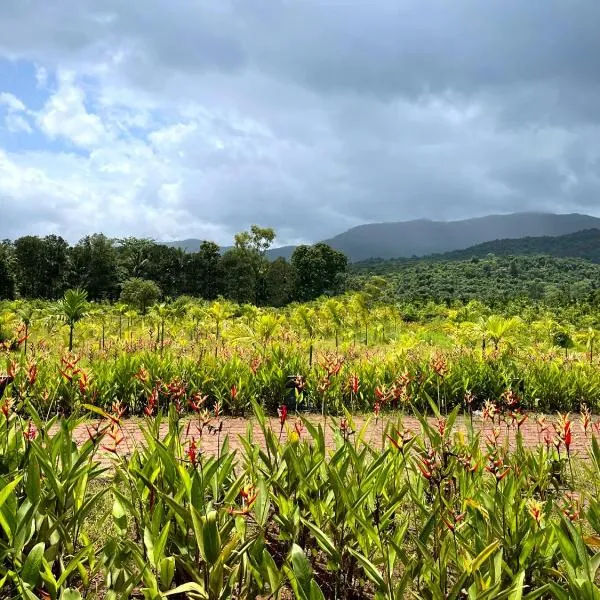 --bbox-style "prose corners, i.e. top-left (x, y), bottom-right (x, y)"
top-left (353, 255), bottom-right (600, 304)
top-left (418, 228), bottom-right (600, 263)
